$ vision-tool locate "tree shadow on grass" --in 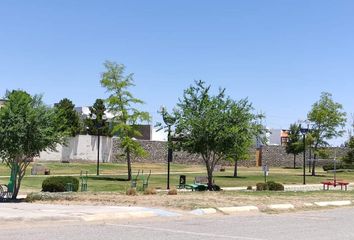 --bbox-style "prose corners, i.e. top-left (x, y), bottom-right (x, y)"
top-left (88, 176), bottom-right (129, 181)
top-left (216, 176), bottom-right (247, 179)
top-left (294, 174), bottom-right (327, 177)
